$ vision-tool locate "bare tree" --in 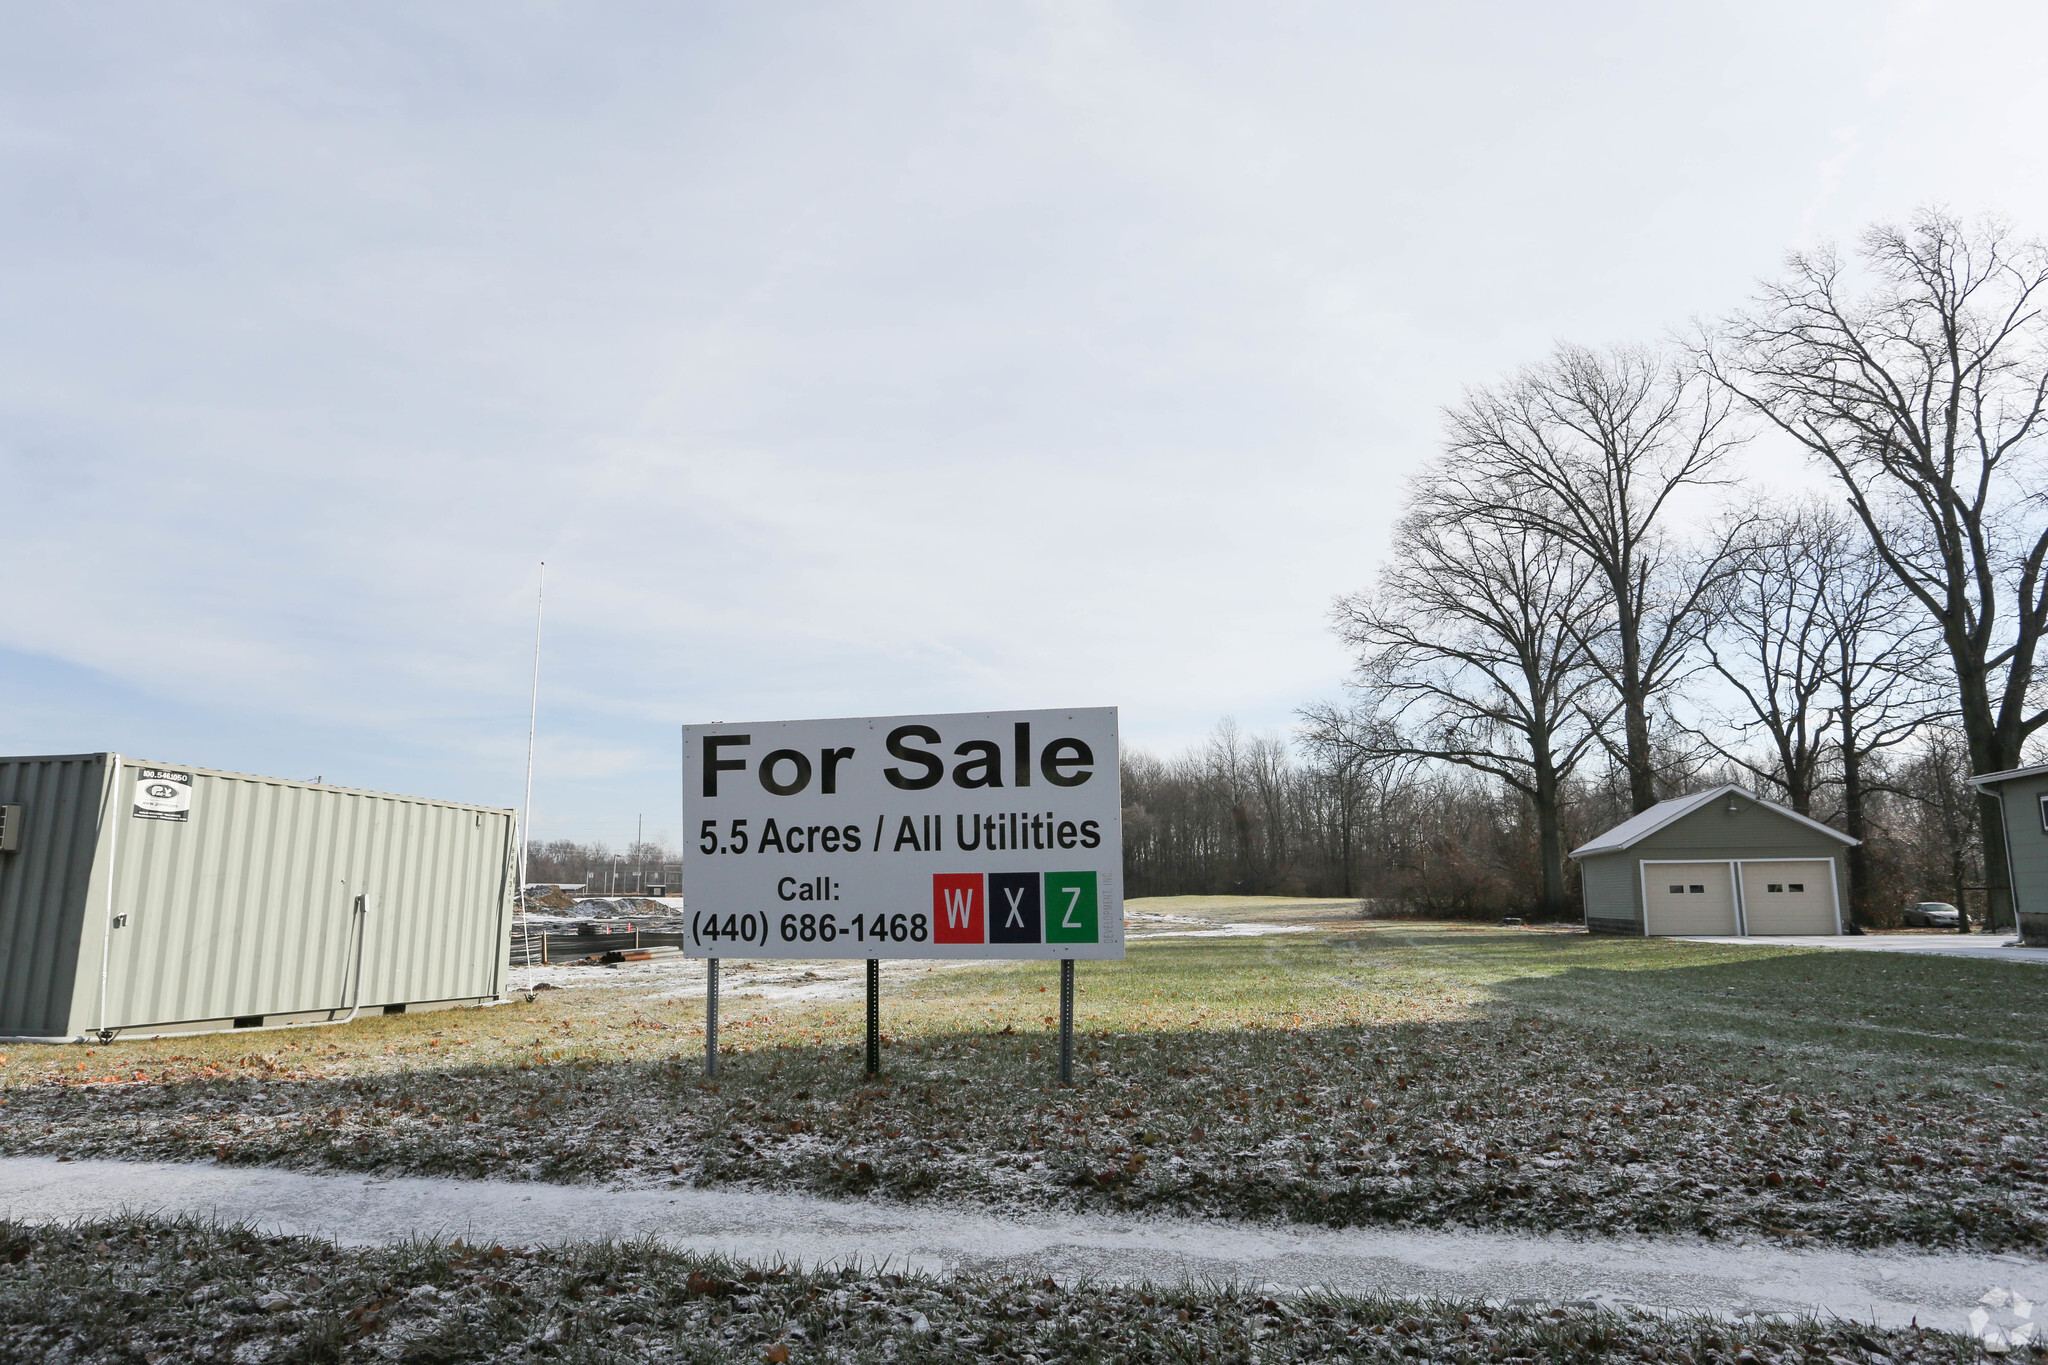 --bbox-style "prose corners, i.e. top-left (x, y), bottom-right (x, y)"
top-left (1707, 210), bottom-right (2048, 931)
top-left (1812, 512), bottom-right (1950, 926)
top-left (1297, 709), bottom-right (1409, 900)
top-left (1693, 497), bottom-right (1944, 923)
top-left (1692, 507), bottom-right (1836, 813)
top-left (1695, 500), bottom-right (1933, 803)
top-left (1437, 342), bottom-right (1748, 812)
top-left (1897, 727), bottom-right (1986, 921)
top-left (1327, 487), bottom-right (1615, 917)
